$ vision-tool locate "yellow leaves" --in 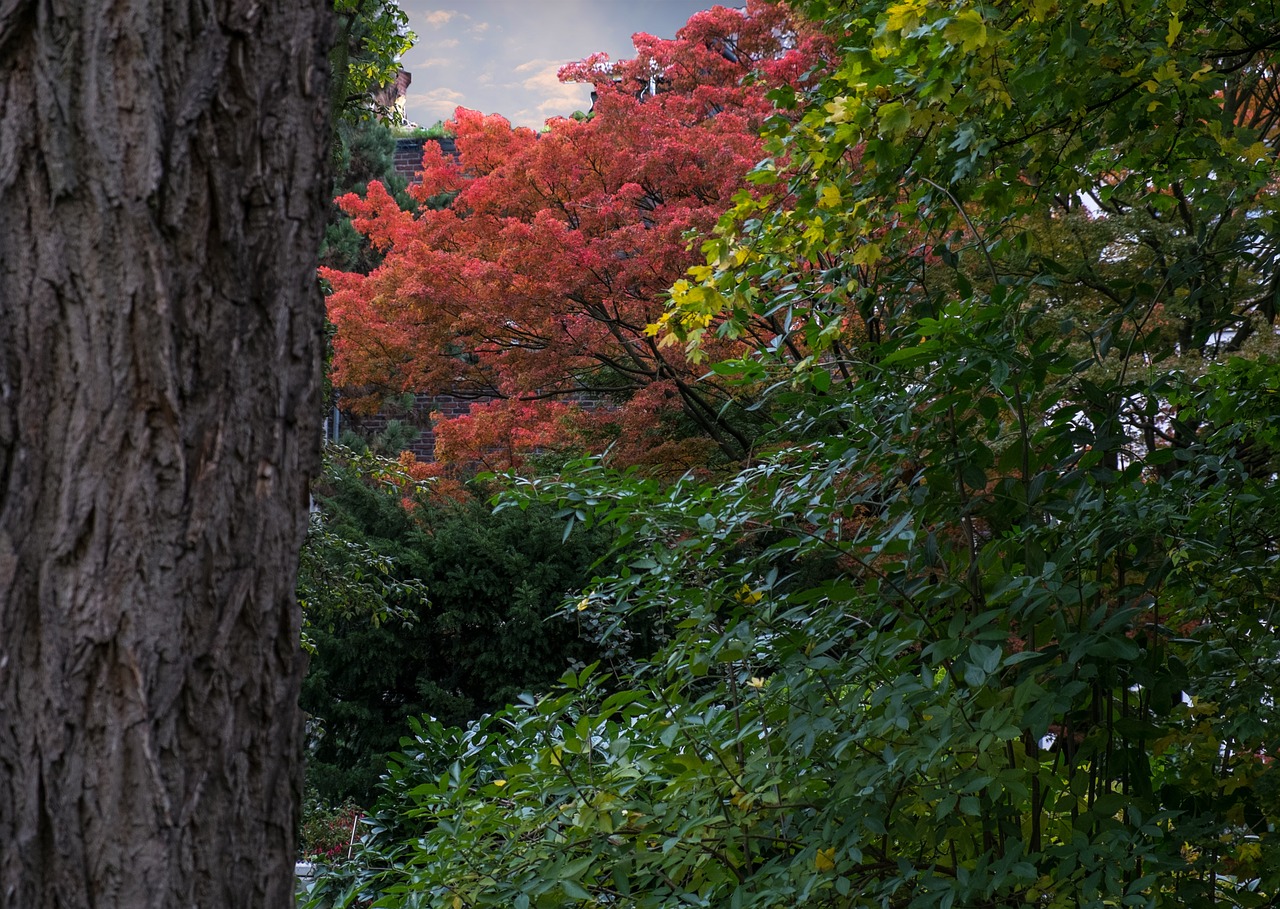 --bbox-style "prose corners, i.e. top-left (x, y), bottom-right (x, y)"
top-left (1188, 62), bottom-right (1213, 83)
top-left (803, 218), bottom-right (828, 245)
top-left (1243, 141), bottom-right (1272, 164)
top-left (735, 583), bottom-right (764, 604)
top-left (824, 95), bottom-right (859, 125)
top-left (1142, 58), bottom-right (1183, 103)
top-left (493, 779), bottom-right (507, 787)
top-left (818, 184), bottom-right (843, 210)
top-left (1166, 15), bottom-right (1182, 46)
top-left (1027, 0), bottom-right (1055, 21)
top-left (1149, 60), bottom-right (1181, 85)
top-left (747, 677), bottom-right (766, 689)
top-left (1236, 840), bottom-right (1263, 864)
top-left (852, 242), bottom-right (883, 267)
top-left (665, 280), bottom-right (721, 325)
top-left (815, 847), bottom-right (837, 871)
top-left (882, 1), bottom-right (991, 54)
top-left (884, 0), bottom-right (926, 34)
top-left (978, 75), bottom-right (1013, 109)
top-left (945, 9), bottom-right (989, 52)
top-left (655, 269), bottom-right (735, 361)
top-left (1188, 697), bottom-right (1217, 717)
